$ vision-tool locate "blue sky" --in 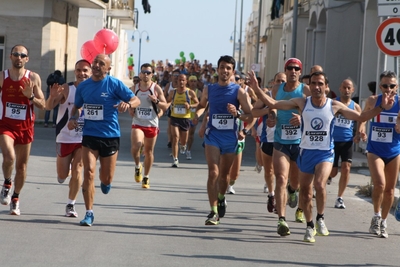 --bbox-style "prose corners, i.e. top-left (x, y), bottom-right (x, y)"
top-left (128, 0), bottom-right (252, 68)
